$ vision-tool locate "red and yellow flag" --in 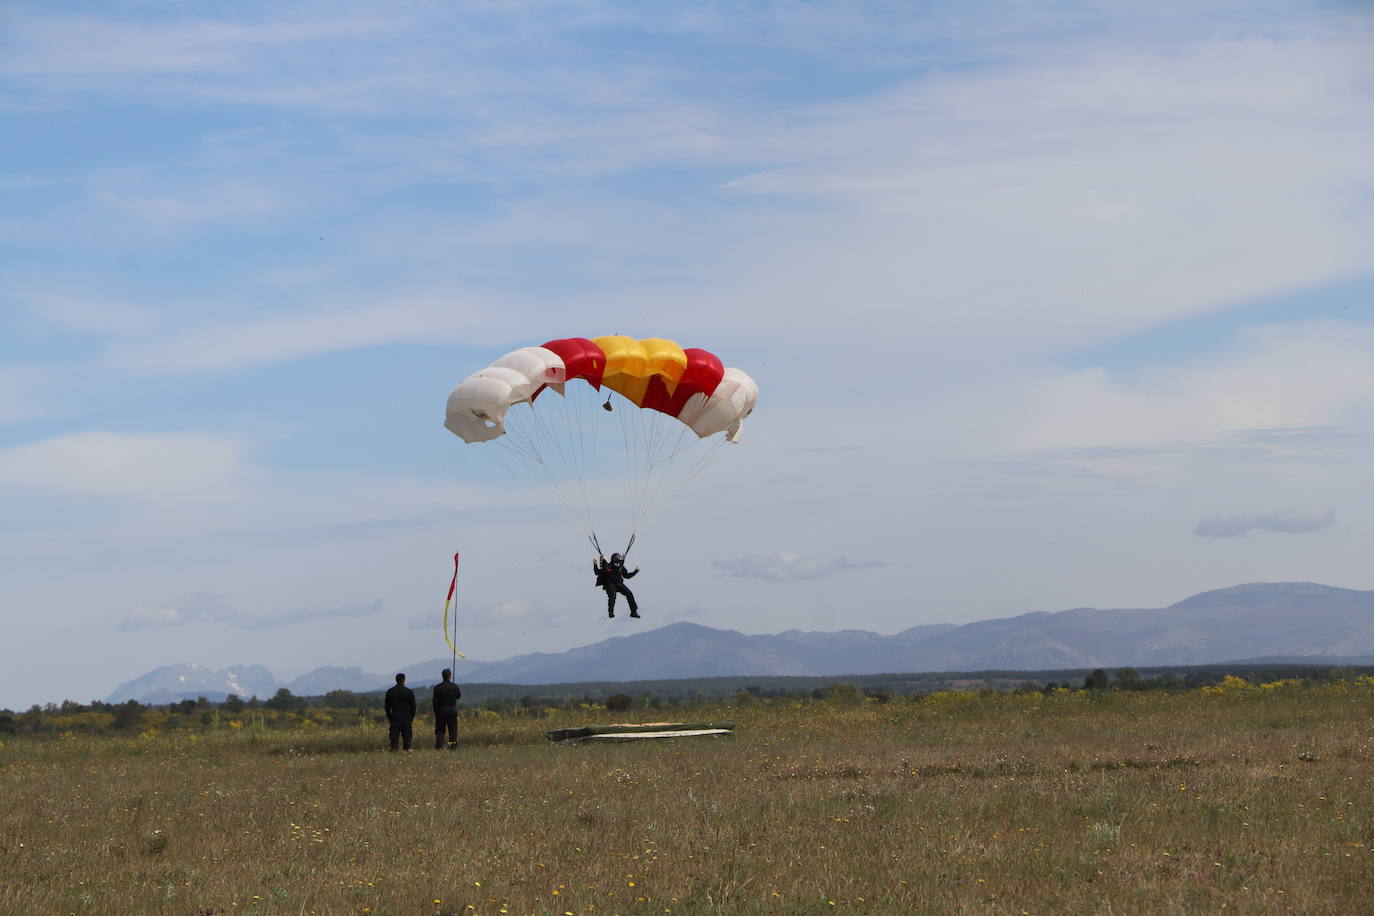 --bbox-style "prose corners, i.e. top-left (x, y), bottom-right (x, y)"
top-left (442, 551), bottom-right (465, 659)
